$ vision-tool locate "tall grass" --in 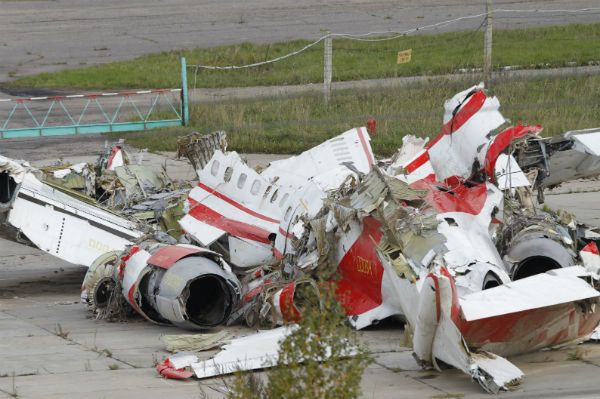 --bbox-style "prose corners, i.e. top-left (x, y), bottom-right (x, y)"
top-left (8, 23), bottom-right (600, 90)
top-left (112, 74), bottom-right (600, 156)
